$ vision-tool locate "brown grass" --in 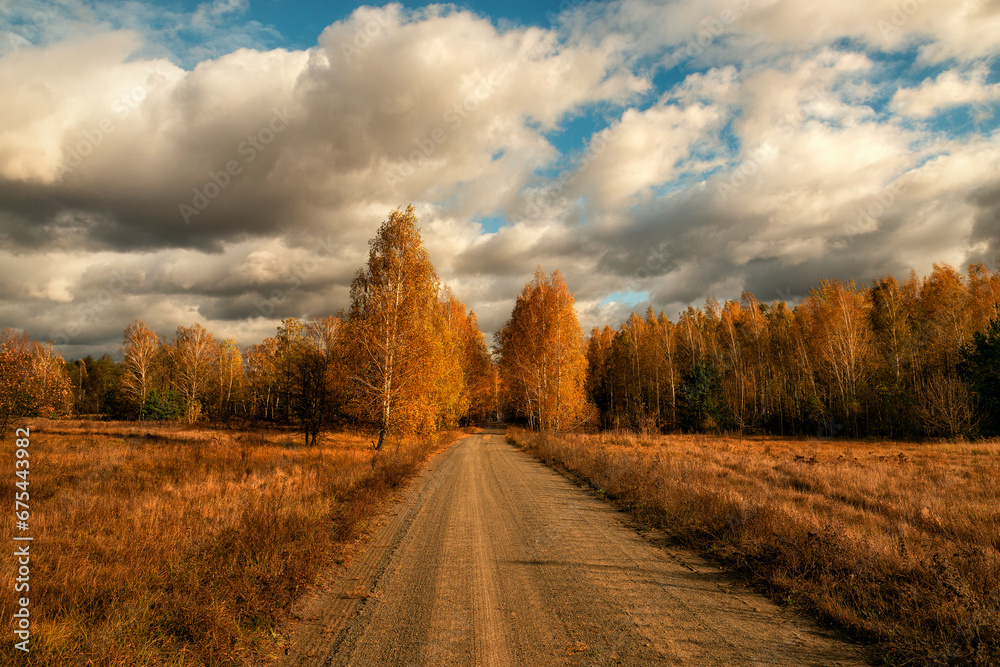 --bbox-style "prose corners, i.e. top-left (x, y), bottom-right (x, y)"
top-left (0, 419), bottom-right (467, 666)
top-left (507, 428), bottom-right (1000, 666)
